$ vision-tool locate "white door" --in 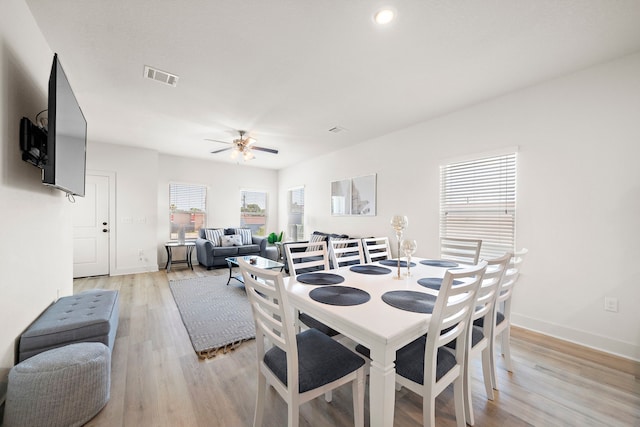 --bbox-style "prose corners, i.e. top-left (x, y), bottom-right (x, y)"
top-left (73, 174), bottom-right (110, 277)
